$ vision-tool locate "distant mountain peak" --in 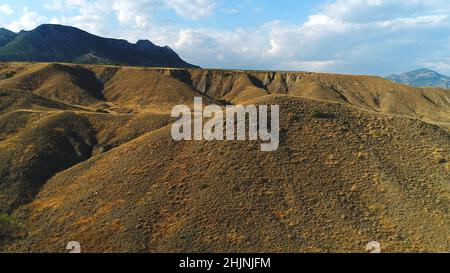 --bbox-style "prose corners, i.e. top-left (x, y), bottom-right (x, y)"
top-left (36, 23), bottom-right (67, 29)
top-left (386, 68), bottom-right (450, 89)
top-left (136, 39), bottom-right (155, 46)
top-left (0, 24), bottom-right (198, 68)
top-left (34, 24), bottom-right (88, 32)
top-left (135, 39), bottom-right (157, 51)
